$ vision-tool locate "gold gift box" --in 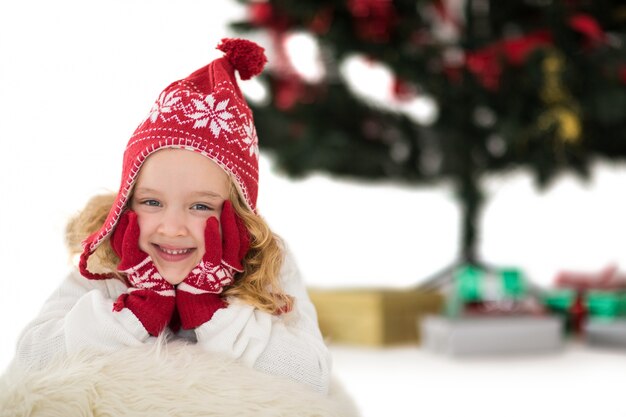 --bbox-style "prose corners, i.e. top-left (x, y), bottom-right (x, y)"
top-left (307, 287), bottom-right (444, 346)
